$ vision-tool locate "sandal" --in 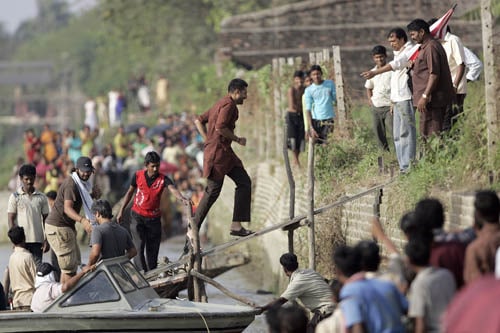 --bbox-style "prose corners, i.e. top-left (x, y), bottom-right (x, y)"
top-left (230, 227), bottom-right (255, 237)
